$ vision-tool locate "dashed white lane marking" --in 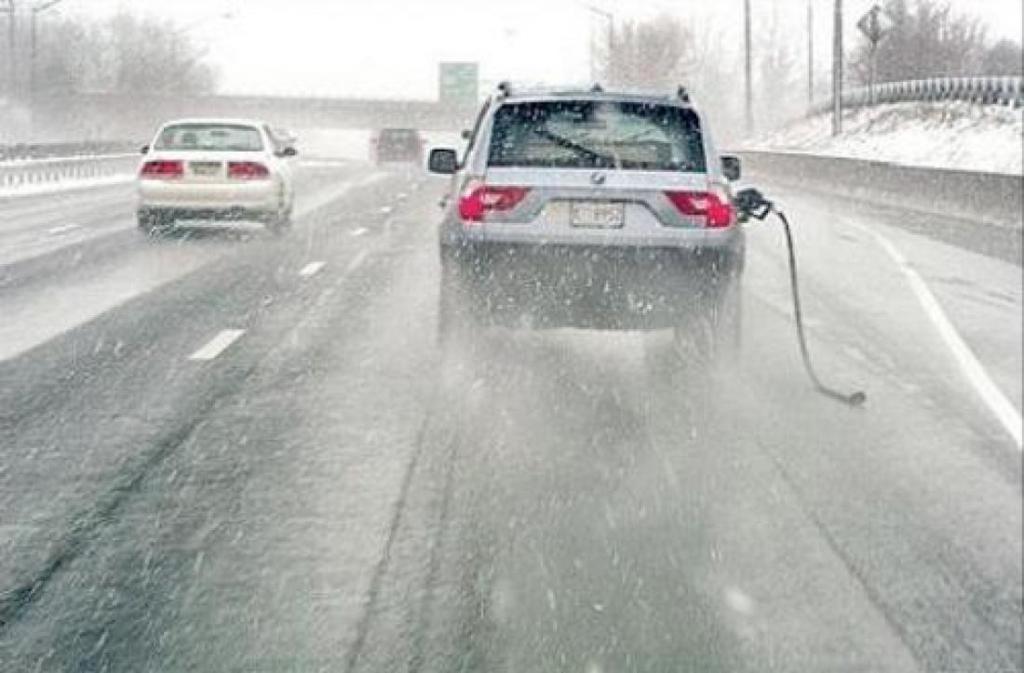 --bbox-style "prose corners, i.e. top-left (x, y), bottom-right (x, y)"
top-left (351, 227), bottom-right (368, 237)
top-left (725, 587), bottom-right (756, 615)
top-left (379, 206), bottom-right (393, 215)
top-left (298, 261), bottom-right (326, 278)
top-left (869, 229), bottom-right (1022, 449)
top-left (345, 249), bottom-right (369, 274)
top-left (188, 329), bottom-right (246, 361)
top-left (47, 224), bottom-right (81, 236)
